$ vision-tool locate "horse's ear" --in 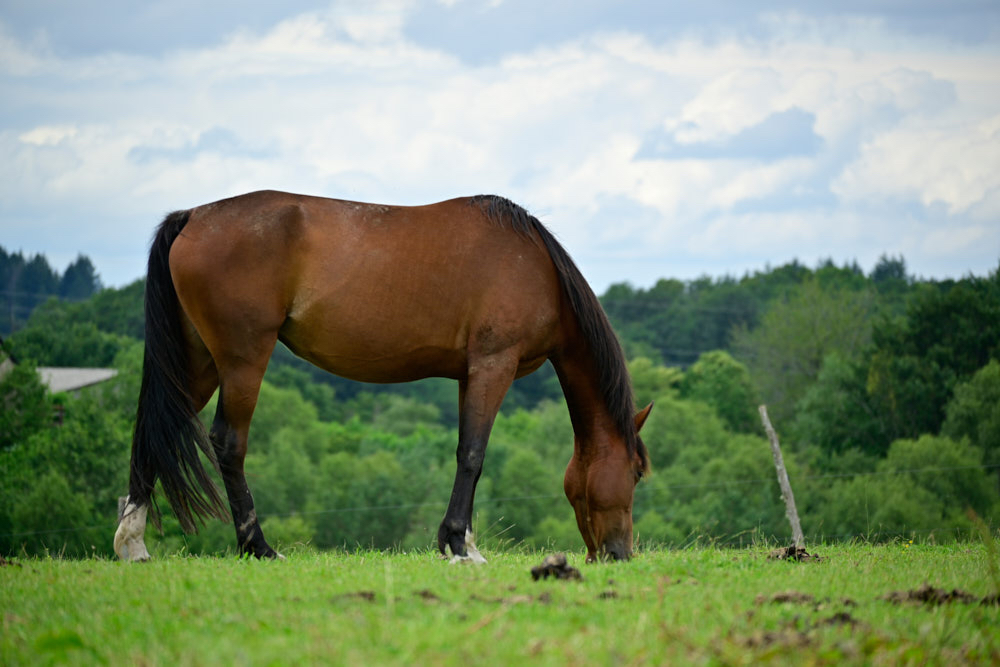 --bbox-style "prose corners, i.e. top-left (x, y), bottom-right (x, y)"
top-left (634, 402), bottom-right (653, 432)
